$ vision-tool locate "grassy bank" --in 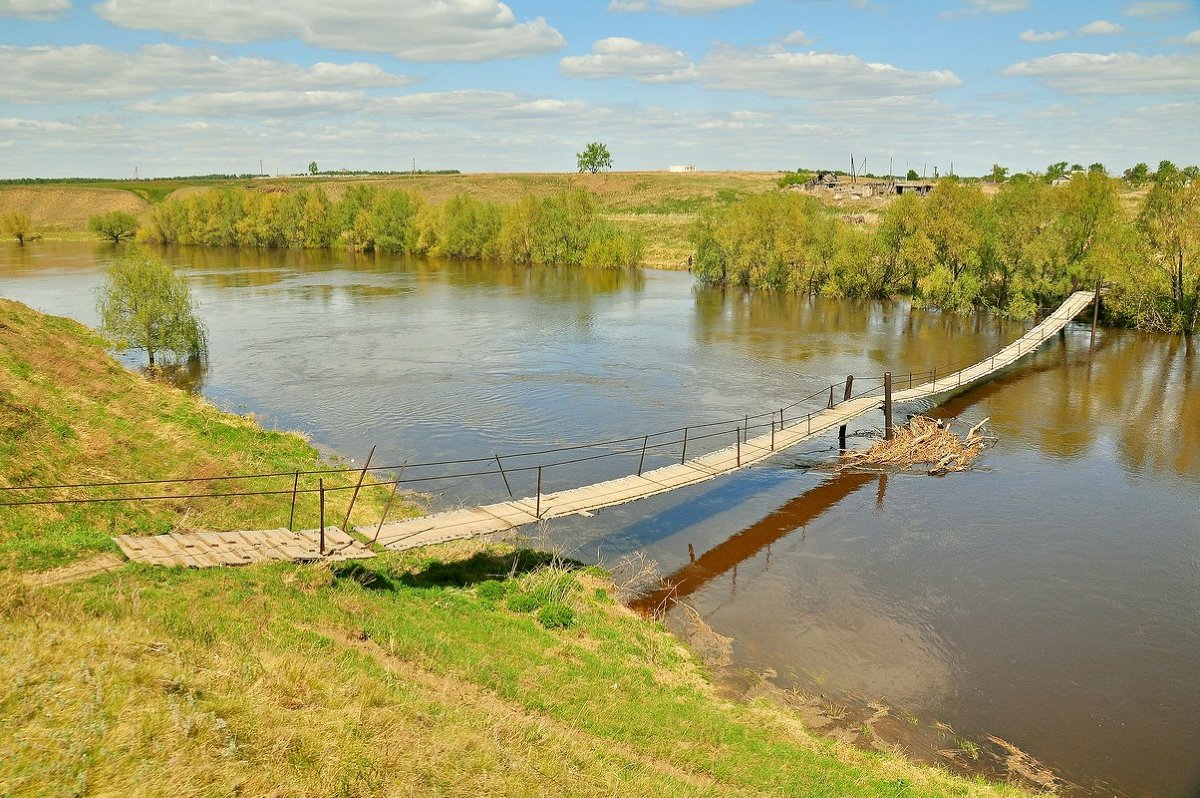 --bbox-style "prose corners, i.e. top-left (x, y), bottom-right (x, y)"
top-left (0, 299), bottom-right (1031, 796)
top-left (0, 298), bottom-right (402, 572)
